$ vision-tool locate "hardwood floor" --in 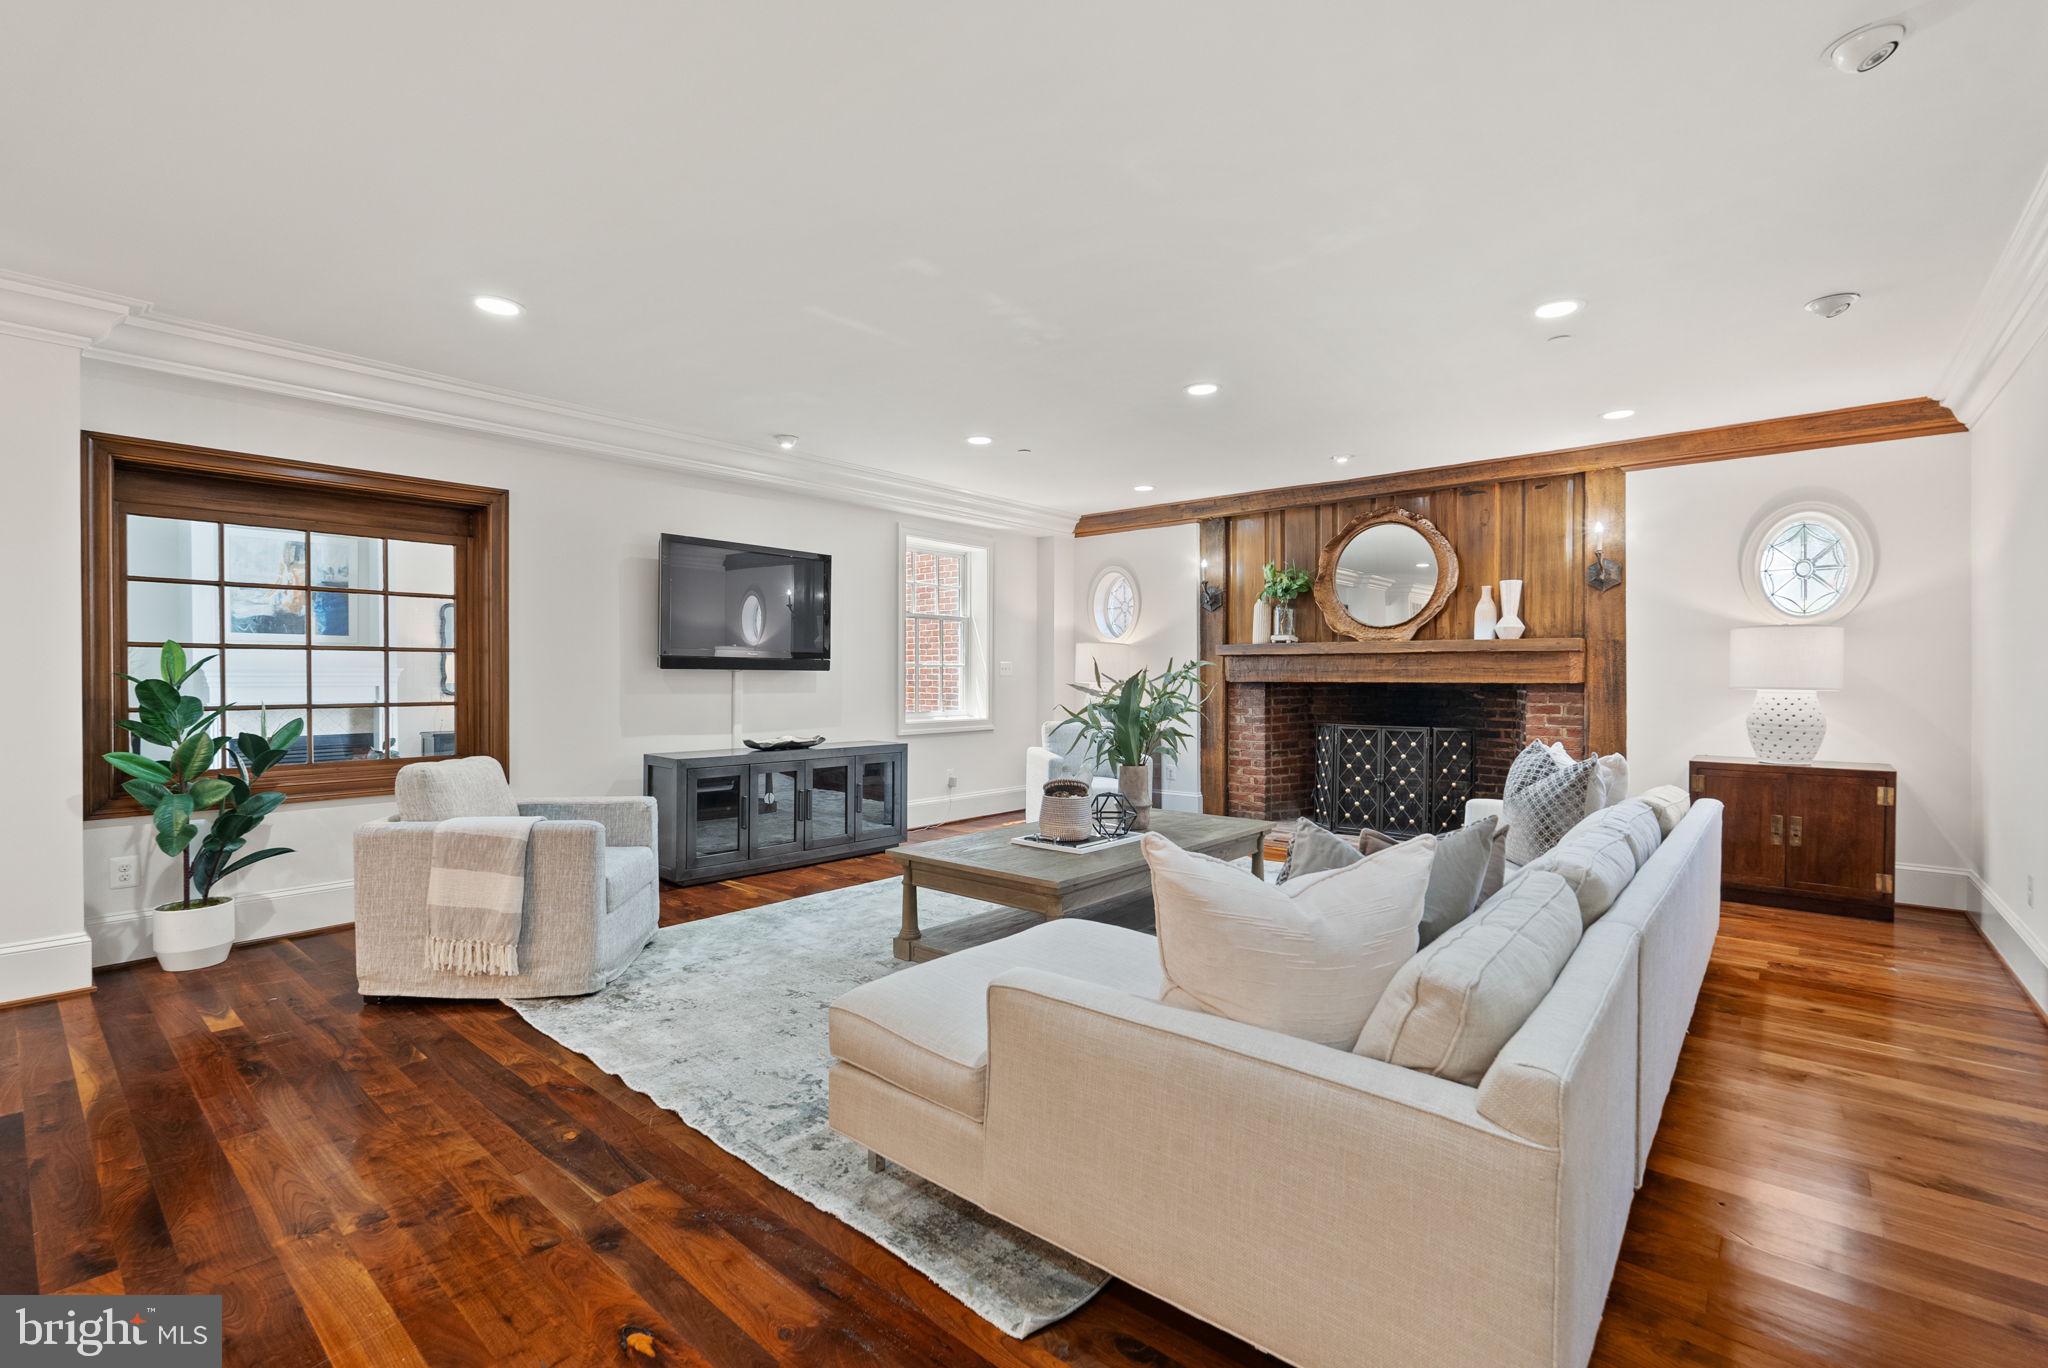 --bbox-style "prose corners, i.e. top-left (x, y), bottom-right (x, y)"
top-left (3, 814), bottom-right (2043, 1366)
